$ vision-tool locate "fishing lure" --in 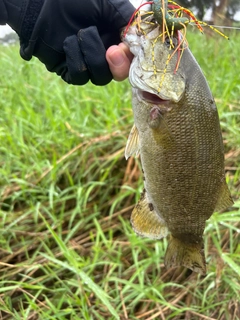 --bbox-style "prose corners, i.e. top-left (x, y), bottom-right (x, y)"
top-left (152, 0), bottom-right (189, 31)
top-left (123, 0), bottom-right (229, 91)
top-left (124, 0), bottom-right (229, 40)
